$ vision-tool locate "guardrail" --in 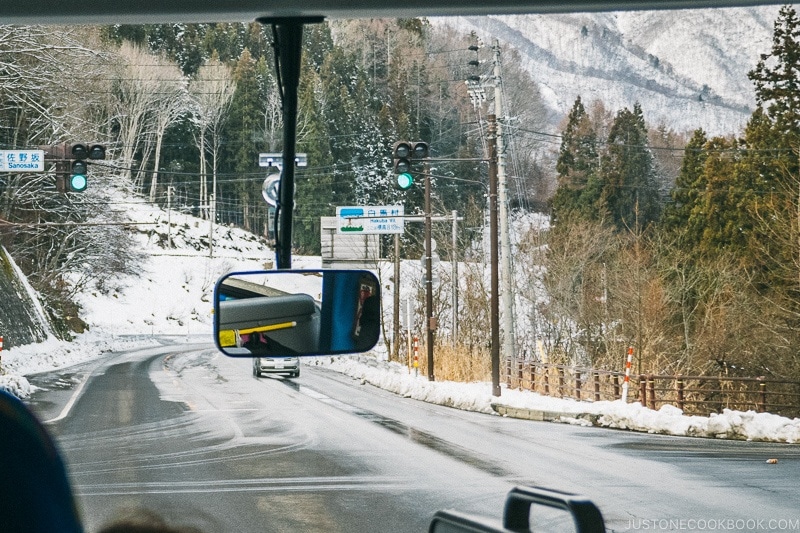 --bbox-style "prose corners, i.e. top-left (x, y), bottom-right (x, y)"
top-left (505, 359), bottom-right (800, 418)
